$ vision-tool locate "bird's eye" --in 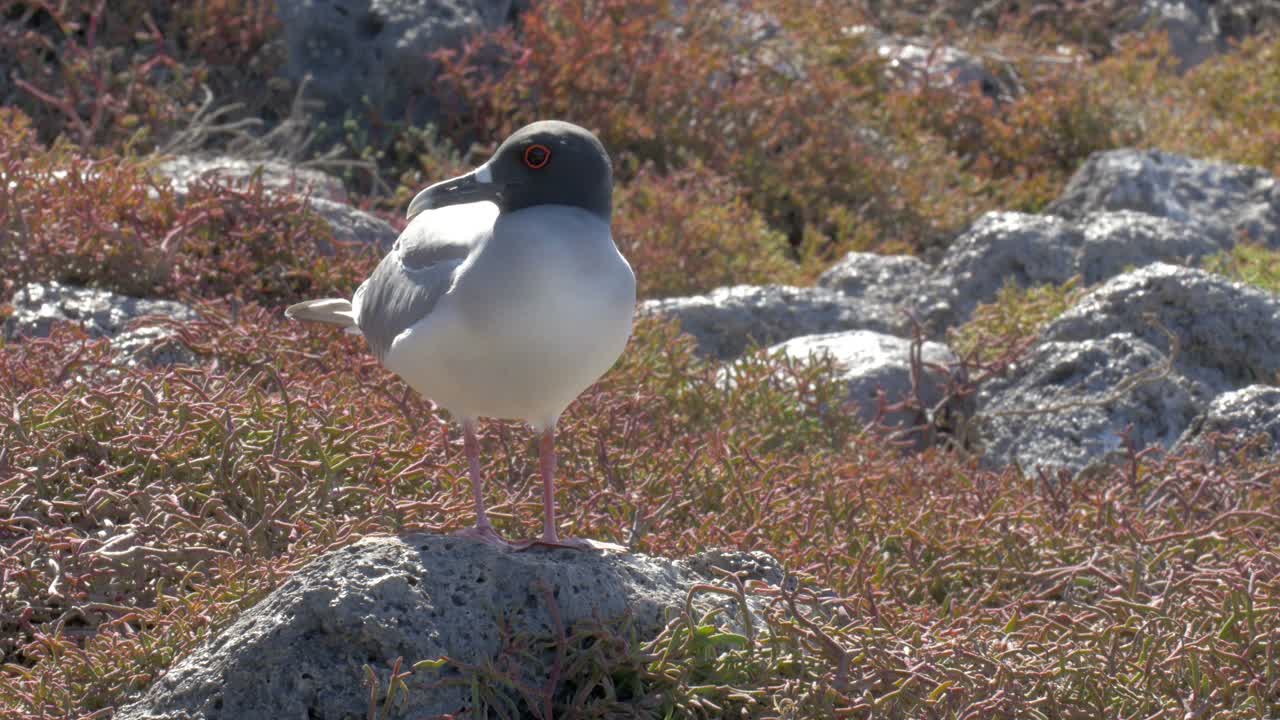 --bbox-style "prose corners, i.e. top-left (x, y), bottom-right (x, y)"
top-left (523, 144), bottom-right (551, 169)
